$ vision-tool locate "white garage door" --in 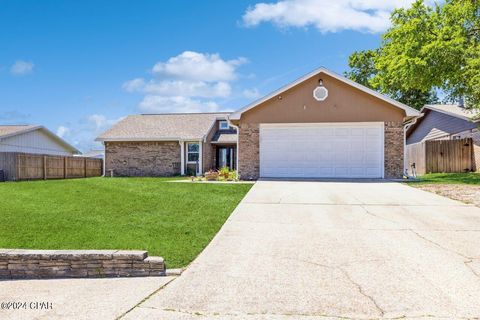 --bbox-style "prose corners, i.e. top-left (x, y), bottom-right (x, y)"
top-left (259, 123), bottom-right (384, 178)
